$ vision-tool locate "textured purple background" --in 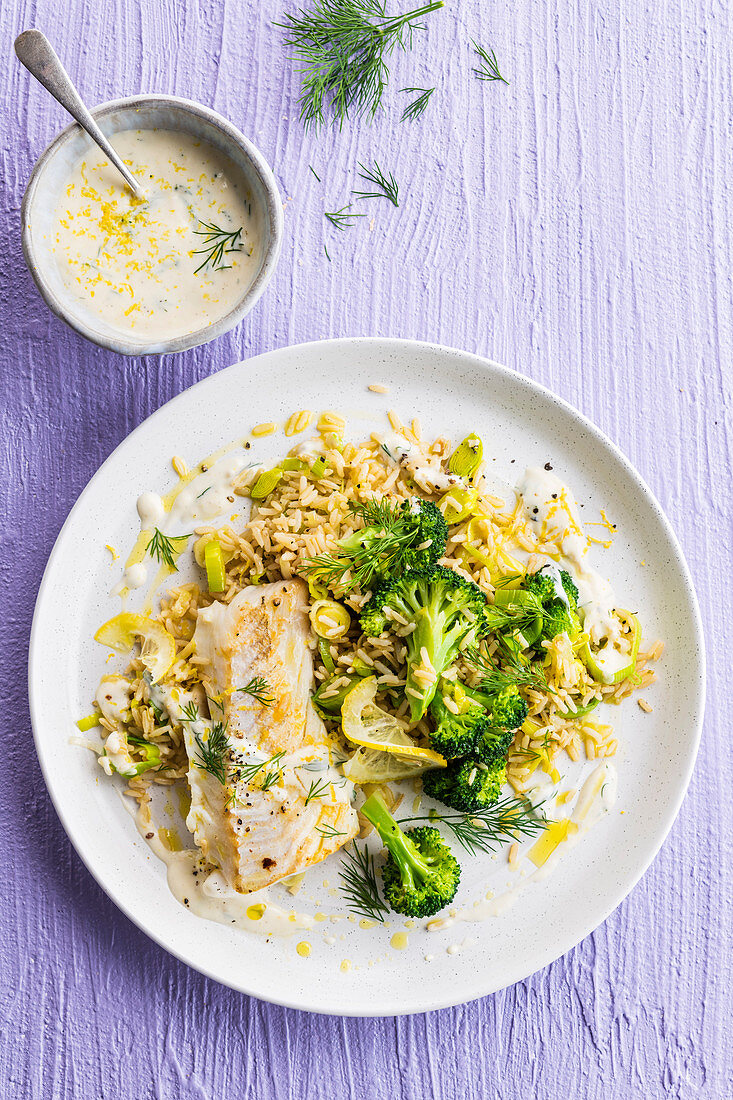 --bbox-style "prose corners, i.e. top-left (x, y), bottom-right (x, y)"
top-left (1, 0), bottom-right (731, 1095)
